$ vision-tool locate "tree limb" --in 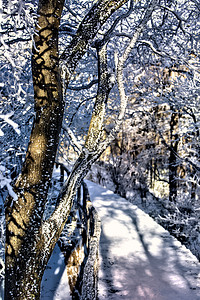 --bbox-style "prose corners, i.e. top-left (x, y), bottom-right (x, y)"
top-left (68, 79), bottom-right (98, 91)
top-left (62, 124), bottom-right (82, 153)
top-left (42, 0), bottom-right (159, 254)
top-left (39, 0), bottom-right (130, 255)
top-left (99, 0), bottom-right (134, 46)
top-left (99, 0), bottom-right (159, 149)
top-left (60, 0), bottom-right (129, 81)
